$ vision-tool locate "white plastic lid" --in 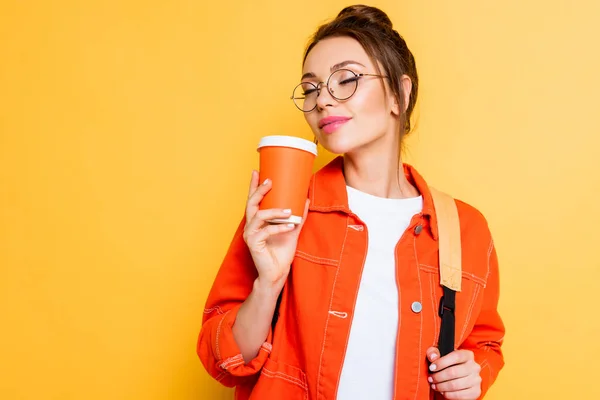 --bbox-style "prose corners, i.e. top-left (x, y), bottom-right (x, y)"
top-left (257, 135), bottom-right (317, 156)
